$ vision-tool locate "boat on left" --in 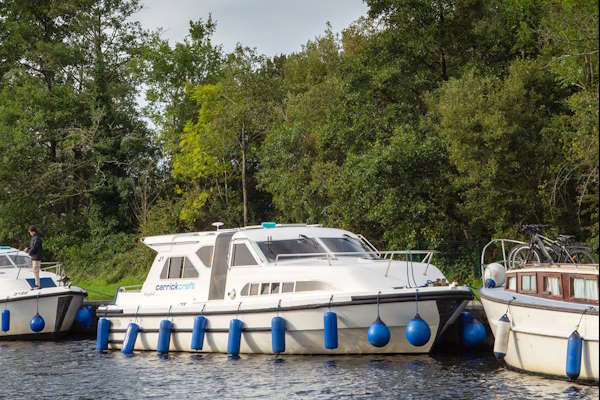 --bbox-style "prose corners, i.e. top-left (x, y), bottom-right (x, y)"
top-left (0, 246), bottom-right (86, 339)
